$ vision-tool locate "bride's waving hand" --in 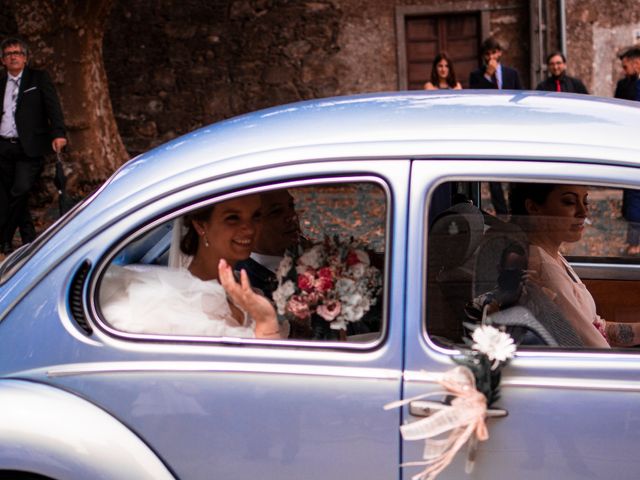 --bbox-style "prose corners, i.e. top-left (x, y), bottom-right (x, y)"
top-left (218, 259), bottom-right (282, 339)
